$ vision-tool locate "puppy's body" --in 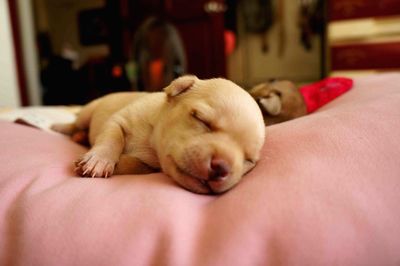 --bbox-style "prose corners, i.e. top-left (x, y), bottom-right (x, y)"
top-left (53, 76), bottom-right (265, 194)
top-left (87, 92), bottom-right (163, 169)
